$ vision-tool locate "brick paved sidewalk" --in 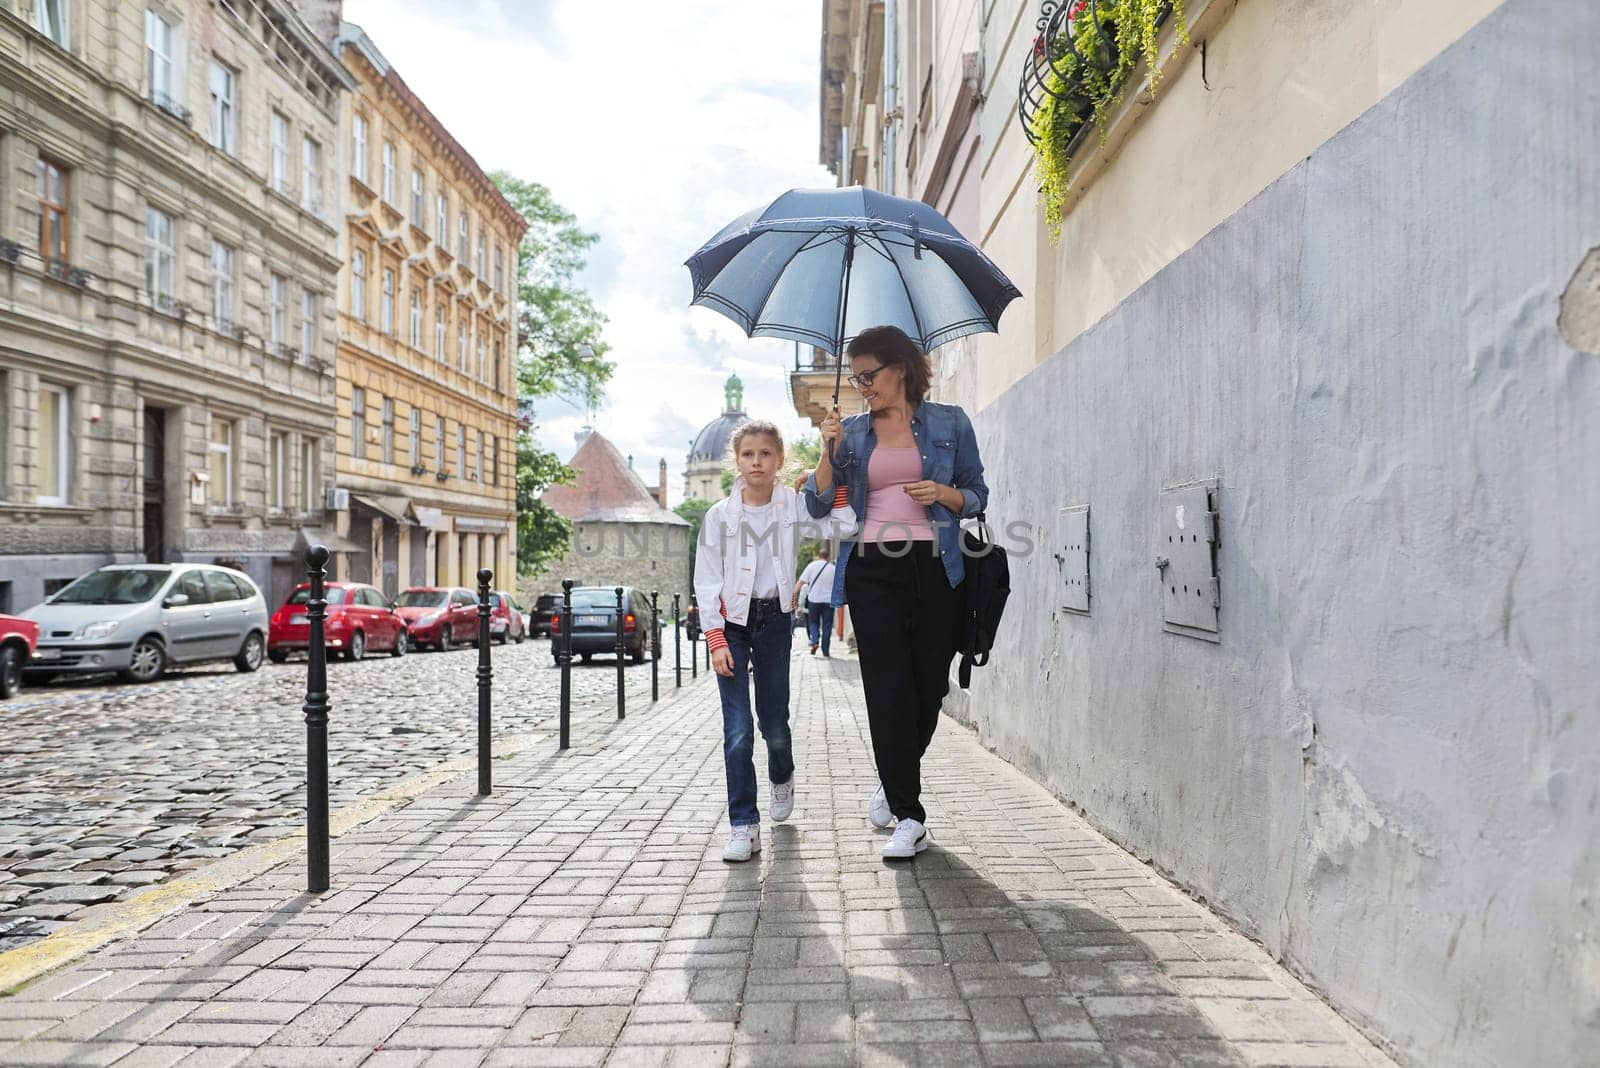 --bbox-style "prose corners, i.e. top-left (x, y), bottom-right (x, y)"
top-left (0, 651), bottom-right (1392, 1067)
